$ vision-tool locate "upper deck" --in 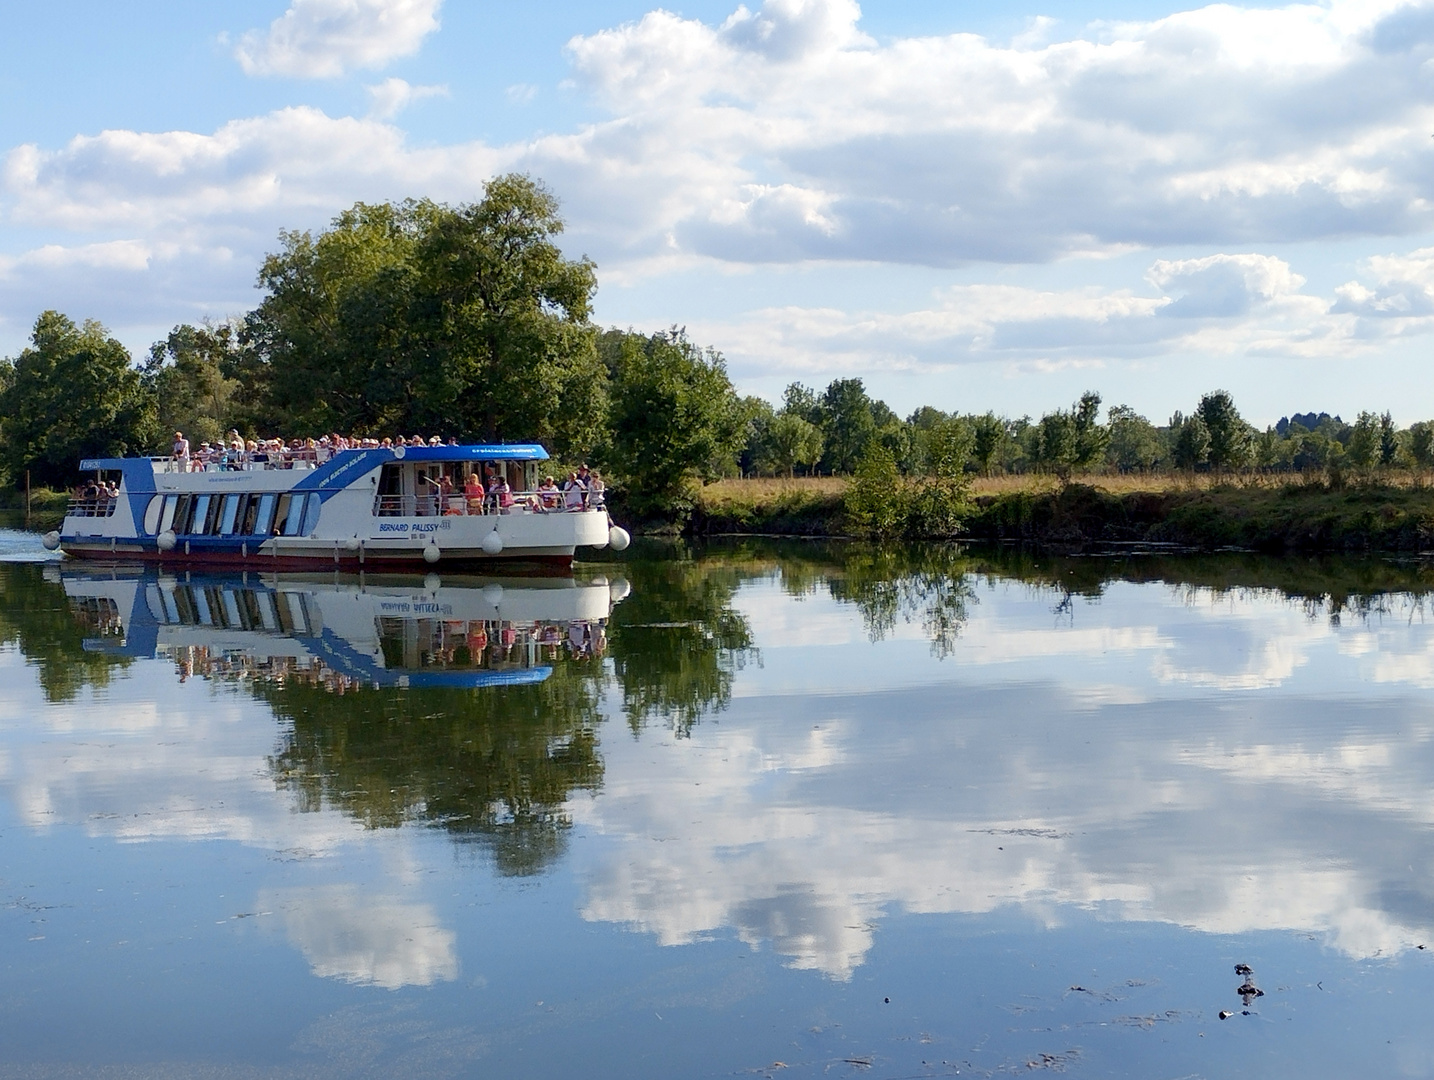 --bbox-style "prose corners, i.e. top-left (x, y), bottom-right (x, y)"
top-left (80, 443), bottom-right (552, 493)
